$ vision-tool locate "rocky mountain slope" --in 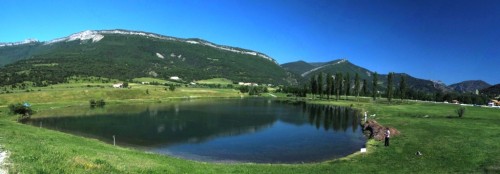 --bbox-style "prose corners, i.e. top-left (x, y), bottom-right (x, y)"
top-left (0, 29), bottom-right (294, 86)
